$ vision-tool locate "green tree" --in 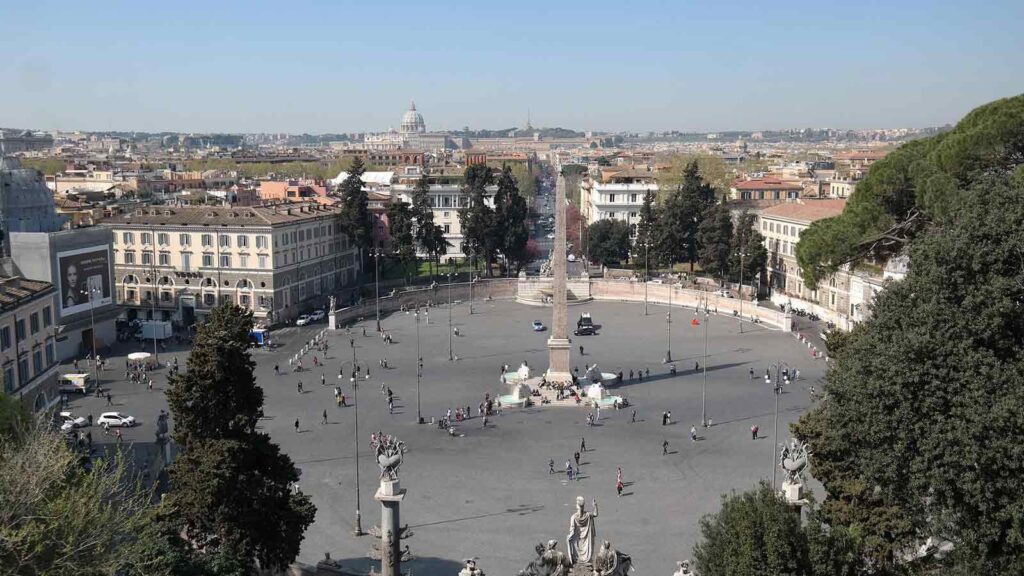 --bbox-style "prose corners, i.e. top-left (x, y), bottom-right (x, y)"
top-left (587, 219), bottom-right (632, 266)
top-left (458, 164), bottom-right (497, 275)
top-left (0, 423), bottom-right (156, 576)
top-left (0, 393), bottom-right (29, 441)
top-left (694, 483), bottom-right (810, 576)
top-left (411, 170), bottom-right (446, 279)
top-left (386, 200), bottom-right (416, 283)
top-left (633, 191), bottom-right (658, 269)
top-left (501, 167), bottom-right (532, 274)
top-left (729, 211), bottom-right (768, 285)
top-left (165, 304), bottom-right (316, 572)
top-left (697, 202), bottom-right (734, 280)
top-left (510, 162), bottom-right (538, 200)
top-left (653, 160), bottom-right (715, 270)
top-left (793, 176), bottom-right (1024, 574)
top-left (338, 156), bottom-right (372, 254)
